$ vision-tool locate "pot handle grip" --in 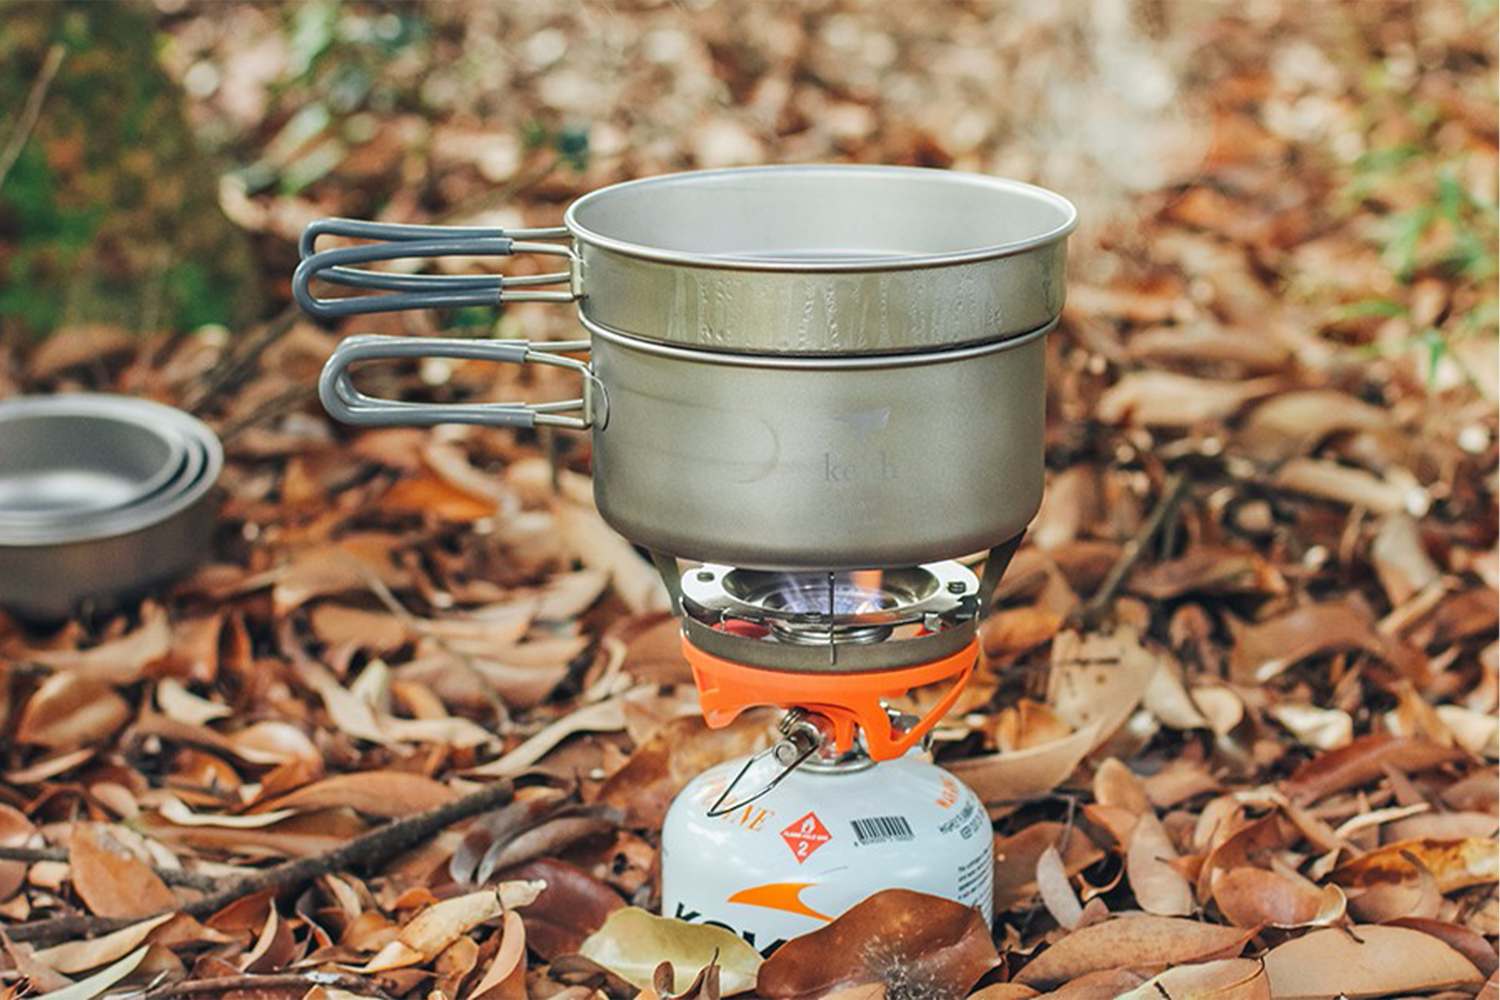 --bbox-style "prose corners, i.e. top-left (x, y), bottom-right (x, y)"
top-left (294, 217), bottom-right (576, 319)
top-left (319, 334), bottom-right (600, 431)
